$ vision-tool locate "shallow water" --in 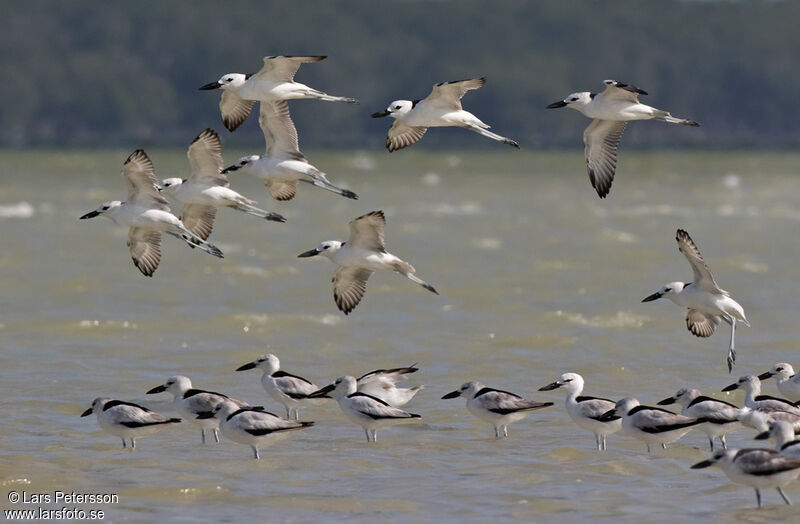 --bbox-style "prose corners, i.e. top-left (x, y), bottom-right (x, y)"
top-left (1, 149), bottom-right (800, 522)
